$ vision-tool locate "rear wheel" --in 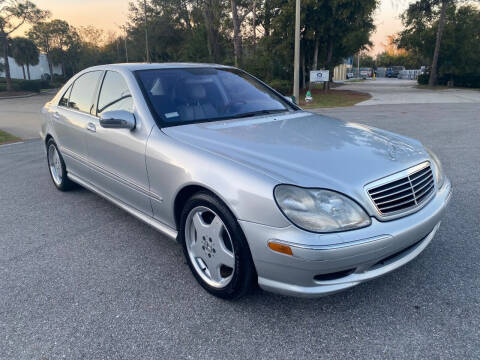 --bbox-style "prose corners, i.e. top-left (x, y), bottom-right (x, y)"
top-left (46, 138), bottom-right (76, 191)
top-left (179, 192), bottom-right (256, 299)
